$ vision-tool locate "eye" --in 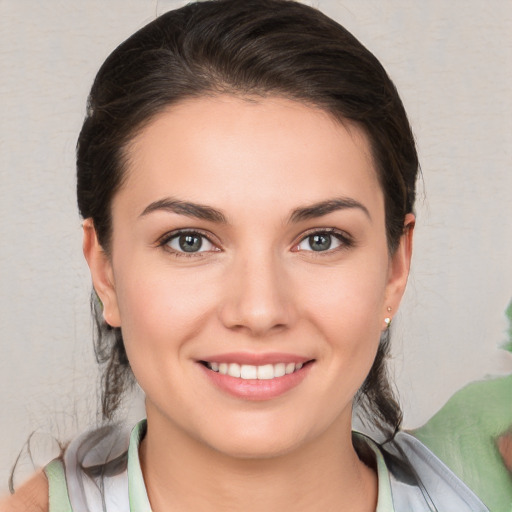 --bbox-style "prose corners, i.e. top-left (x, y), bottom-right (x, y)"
top-left (294, 229), bottom-right (352, 253)
top-left (161, 231), bottom-right (217, 255)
